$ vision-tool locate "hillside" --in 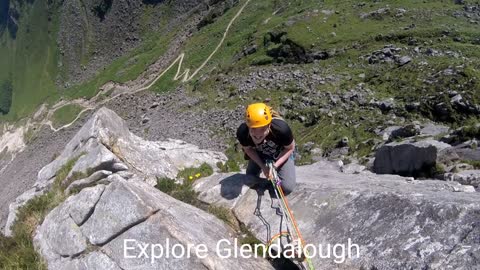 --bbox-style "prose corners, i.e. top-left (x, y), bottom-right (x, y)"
top-left (0, 0), bottom-right (478, 160)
